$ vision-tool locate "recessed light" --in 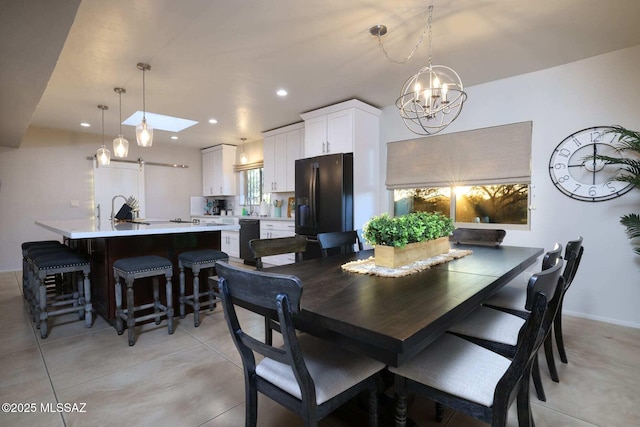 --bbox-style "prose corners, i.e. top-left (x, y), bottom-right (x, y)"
top-left (208, 118), bottom-right (218, 124)
top-left (171, 136), bottom-right (178, 140)
top-left (276, 89), bottom-right (288, 97)
top-left (80, 122), bottom-right (91, 127)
